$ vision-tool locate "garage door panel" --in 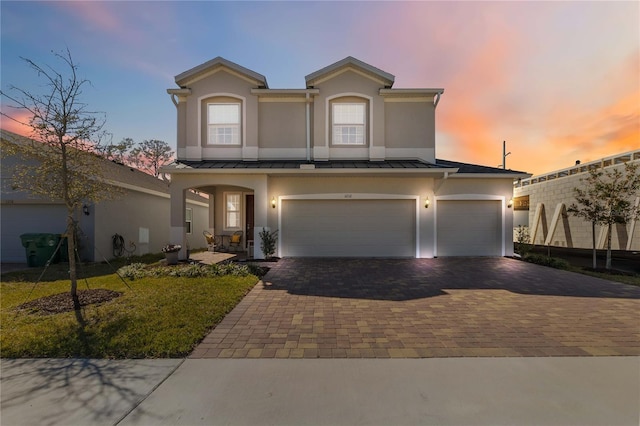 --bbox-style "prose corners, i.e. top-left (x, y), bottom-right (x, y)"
top-left (282, 199), bottom-right (415, 257)
top-left (437, 200), bottom-right (501, 256)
